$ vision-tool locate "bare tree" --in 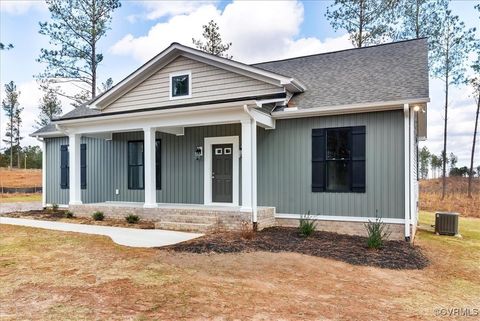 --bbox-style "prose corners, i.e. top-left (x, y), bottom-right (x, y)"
top-left (468, 54), bottom-right (480, 197)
